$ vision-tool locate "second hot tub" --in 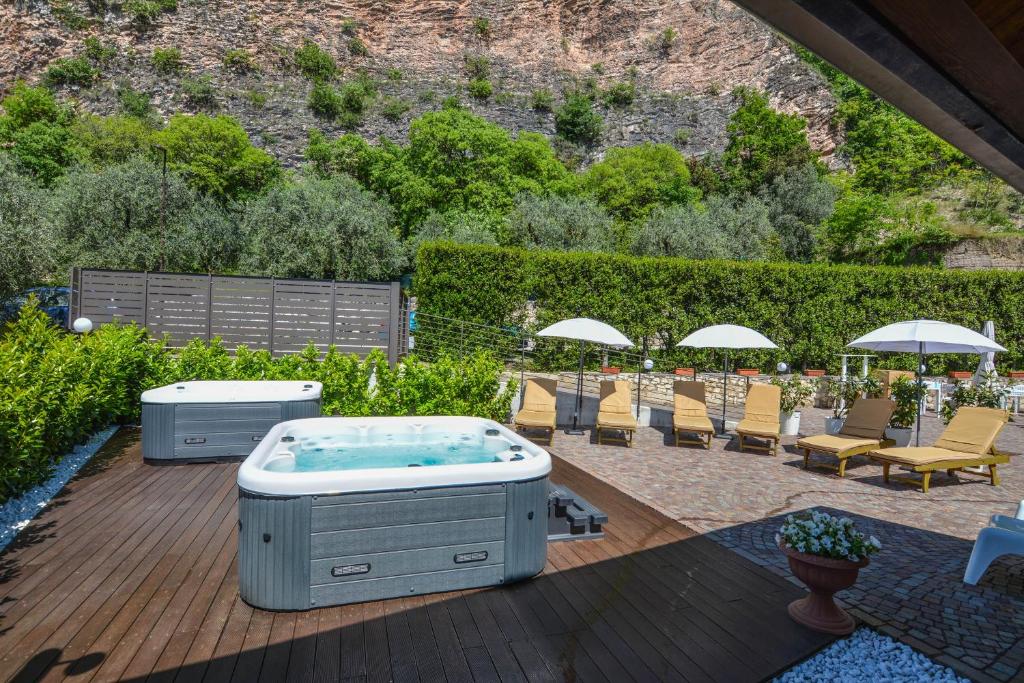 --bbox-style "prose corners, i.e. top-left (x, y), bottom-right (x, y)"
top-left (237, 416), bottom-right (551, 610)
